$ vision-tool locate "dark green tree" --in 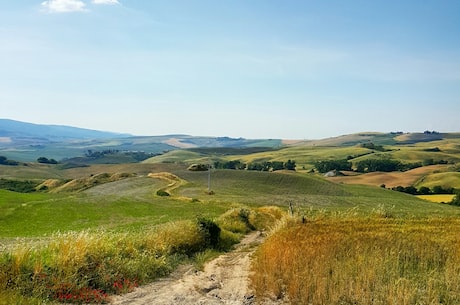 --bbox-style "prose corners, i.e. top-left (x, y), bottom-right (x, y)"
top-left (284, 159), bottom-right (296, 171)
top-left (419, 186), bottom-right (432, 195)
